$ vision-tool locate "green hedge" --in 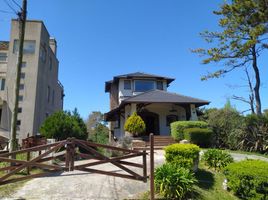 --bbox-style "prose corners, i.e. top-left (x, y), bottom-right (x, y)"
top-left (184, 128), bottom-right (213, 147)
top-left (165, 144), bottom-right (200, 170)
top-left (224, 160), bottom-right (268, 200)
top-left (170, 121), bottom-right (208, 141)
